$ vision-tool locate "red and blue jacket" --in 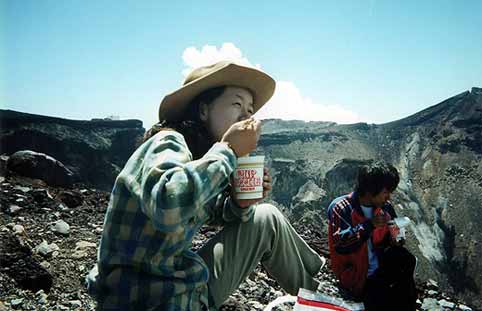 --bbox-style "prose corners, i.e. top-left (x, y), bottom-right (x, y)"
top-left (327, 192), bottom-right (396, 298)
